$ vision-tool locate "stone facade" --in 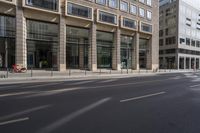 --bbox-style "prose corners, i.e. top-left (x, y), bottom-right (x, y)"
top-left (0, 0), bottom-right (159, 71)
